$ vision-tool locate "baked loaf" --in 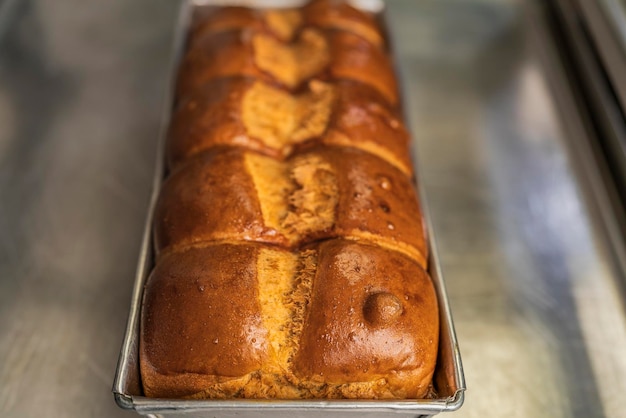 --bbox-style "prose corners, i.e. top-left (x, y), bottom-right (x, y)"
top-left (141, 0), bottom-right (439, 400)
top-left (176, 18), bottom-right (397, 104)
